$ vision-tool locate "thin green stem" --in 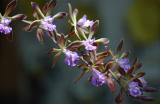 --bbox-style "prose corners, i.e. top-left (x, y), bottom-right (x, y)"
top-left (21, 20), bottom-right (32, 24)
